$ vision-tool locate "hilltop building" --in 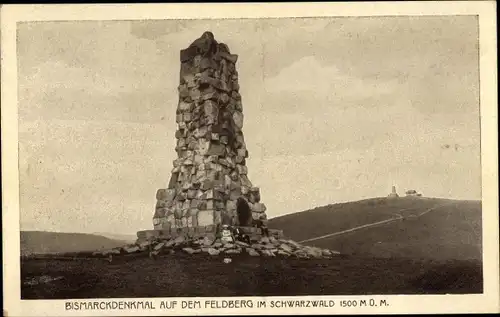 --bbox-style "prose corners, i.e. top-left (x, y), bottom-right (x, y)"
top-left (405, 189), bottom-right (422, 197)
top-left (387, 185), bottom-right (399, 198)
